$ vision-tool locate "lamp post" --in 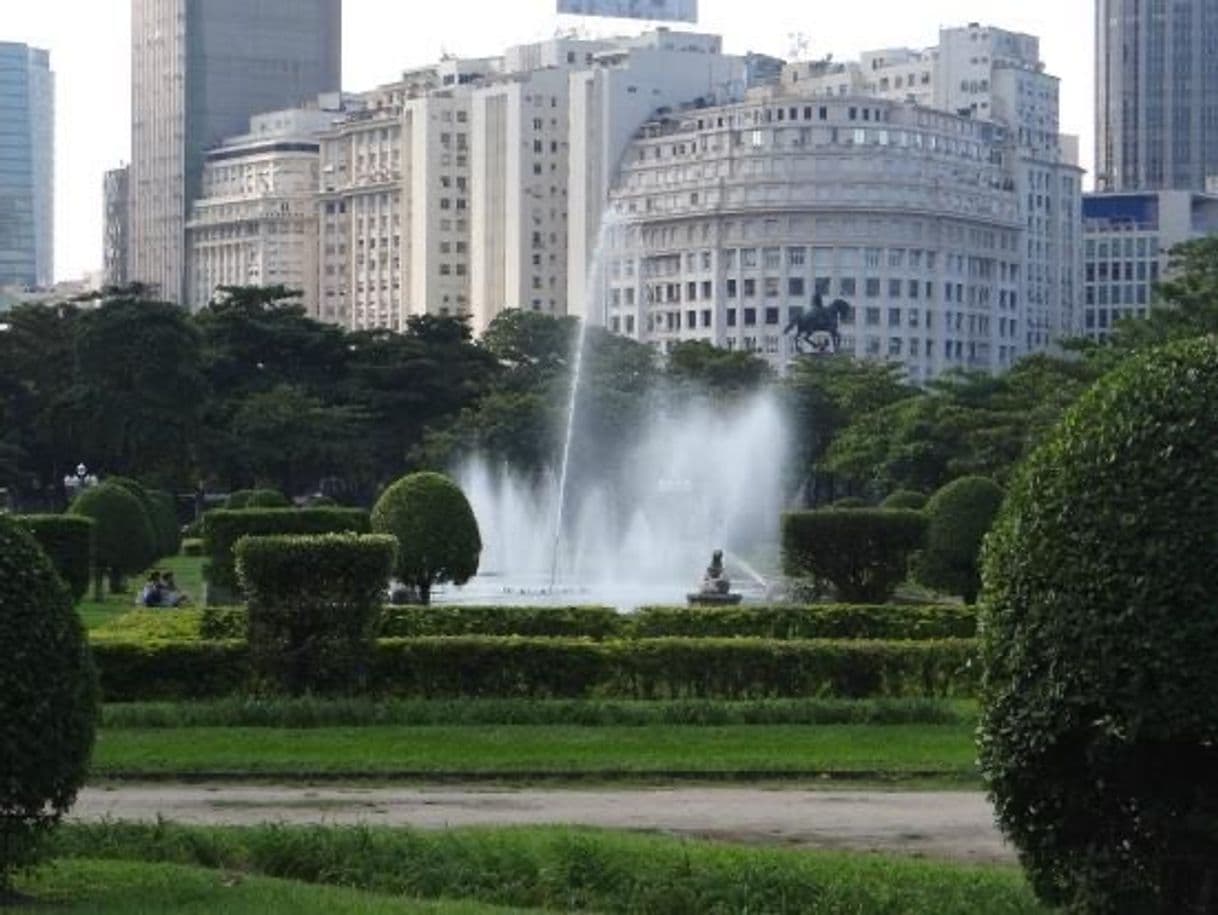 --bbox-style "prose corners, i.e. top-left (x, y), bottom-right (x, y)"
top-left (63, 463), bottom-right (98, 503)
